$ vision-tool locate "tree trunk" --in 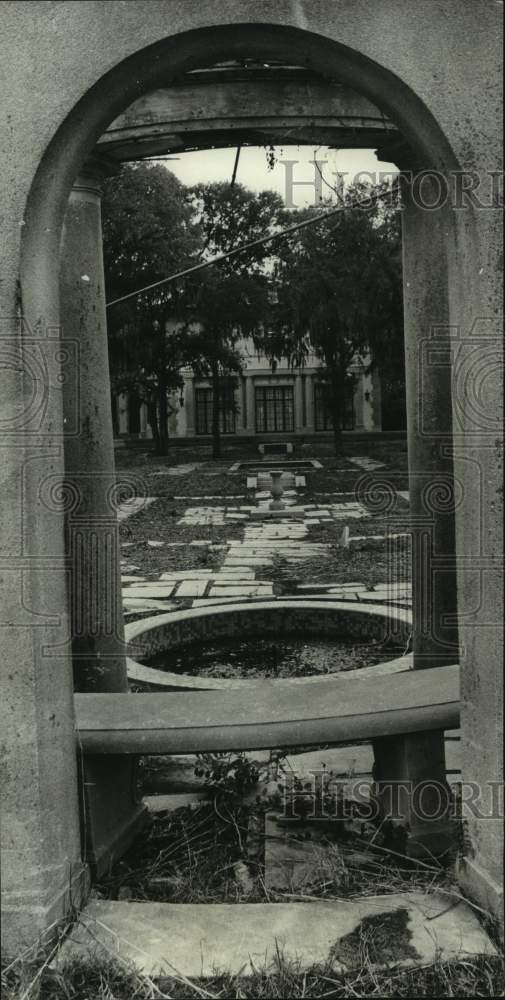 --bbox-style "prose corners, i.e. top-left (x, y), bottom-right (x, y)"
top-left (111, 395), bottom-right (119, 438)
top-left (330, 371), bottom-right (344, 456)
top-left (211, 363), bottom-right (221, 460)
top-left (148, 400), bottom-right (160, 444)
top-left (157, 381), bottom-right (169, 456)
